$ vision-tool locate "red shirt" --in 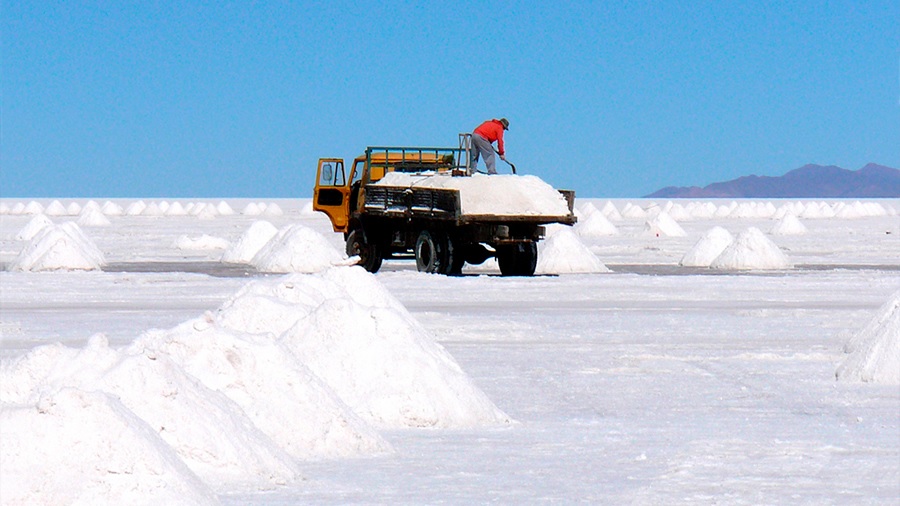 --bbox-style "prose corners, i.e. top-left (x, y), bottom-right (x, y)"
top-left (473, 119), bottom-right (506, 156)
